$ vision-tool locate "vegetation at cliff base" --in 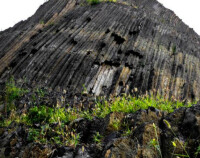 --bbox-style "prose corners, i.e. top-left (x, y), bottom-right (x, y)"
top-left (0, 79), bottom-right (198, 157)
